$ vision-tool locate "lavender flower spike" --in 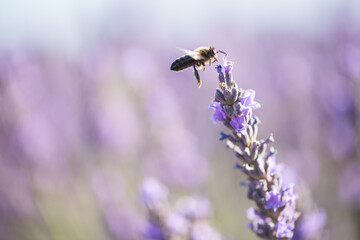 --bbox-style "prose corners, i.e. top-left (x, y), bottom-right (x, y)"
top-left (209, 57), bottom-right (300, 239)
top-left (140, 178), bottom-right (222, 240)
